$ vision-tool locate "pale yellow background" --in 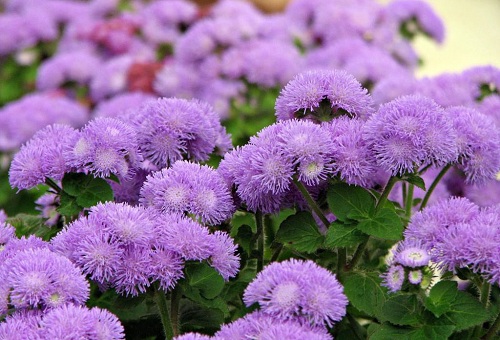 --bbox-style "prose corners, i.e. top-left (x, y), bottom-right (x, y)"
top-left (380, 0), bottom-right (500, 76)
